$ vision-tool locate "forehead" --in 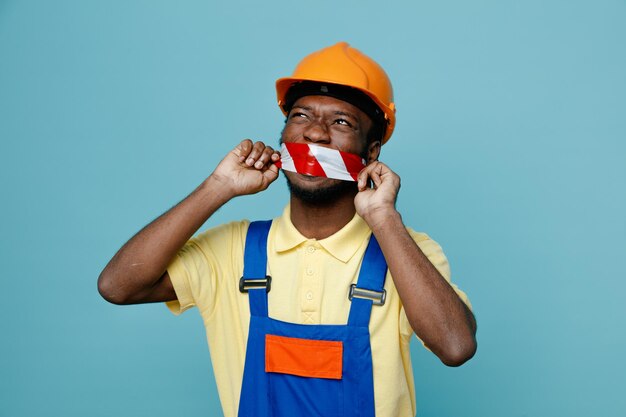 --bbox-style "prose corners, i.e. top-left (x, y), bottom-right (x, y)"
top-left (291, 95), bottom-right (370, 121)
